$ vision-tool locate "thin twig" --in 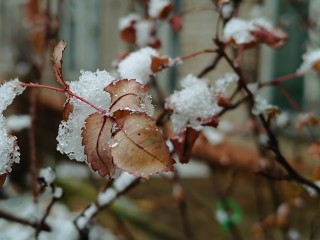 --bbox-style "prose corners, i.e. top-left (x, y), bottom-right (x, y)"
top-left (0, 209), bottom-right (51, 232)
